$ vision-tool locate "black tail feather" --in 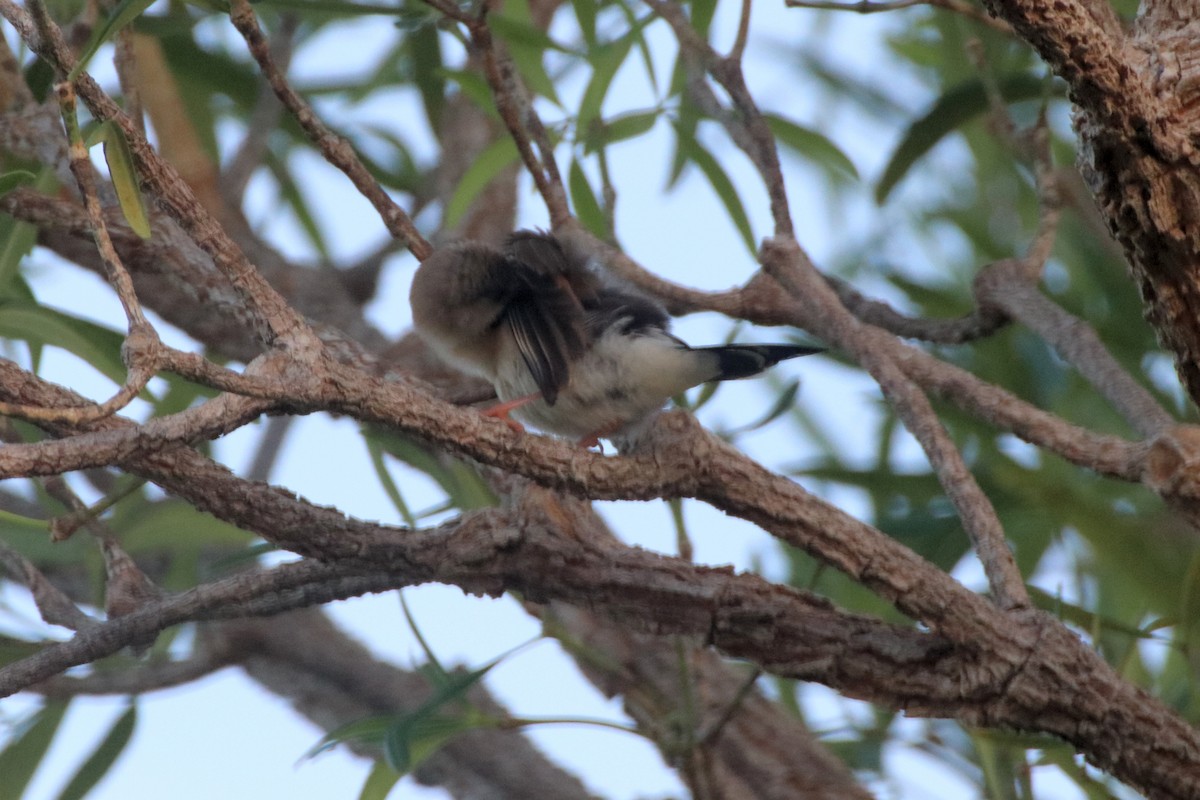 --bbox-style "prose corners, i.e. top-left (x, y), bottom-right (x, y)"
top-left (696, 344), bottom-right (822, 381)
